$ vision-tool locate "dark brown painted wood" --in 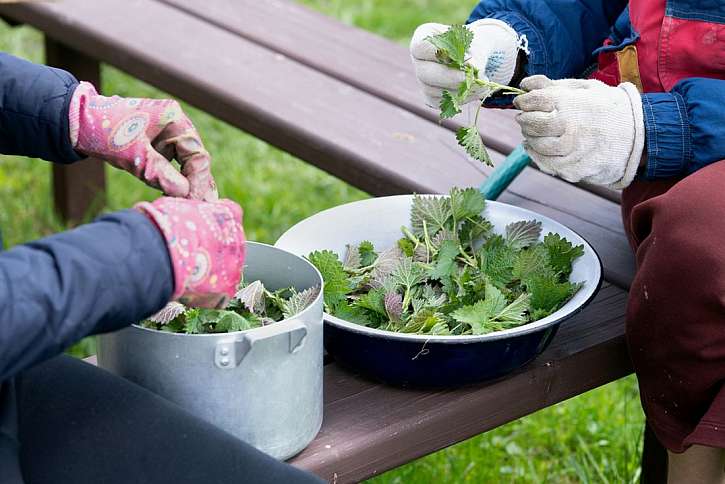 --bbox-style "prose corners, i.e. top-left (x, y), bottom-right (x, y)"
top-left (289, 284), bottom-right (631, 482)
top-left (44, 38), bottom-right (105, 224)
